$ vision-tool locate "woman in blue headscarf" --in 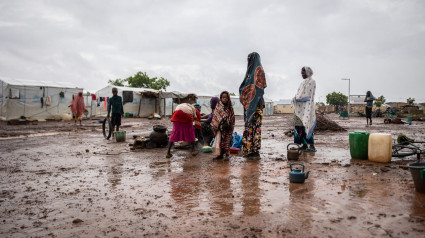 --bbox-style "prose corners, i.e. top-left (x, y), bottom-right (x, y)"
top-left (239, 52), bottom-right (266, 158)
